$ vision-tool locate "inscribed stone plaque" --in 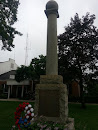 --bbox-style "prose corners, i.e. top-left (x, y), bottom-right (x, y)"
top-left (38, 90), bottom-right (59, 117)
